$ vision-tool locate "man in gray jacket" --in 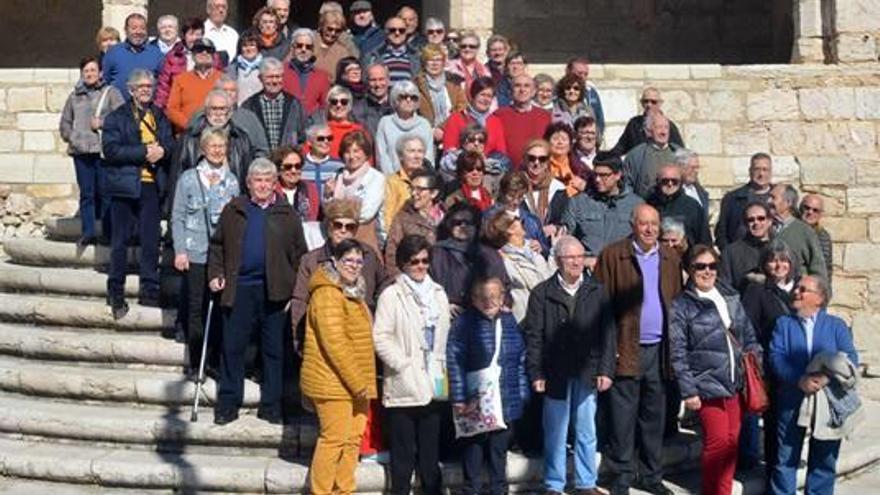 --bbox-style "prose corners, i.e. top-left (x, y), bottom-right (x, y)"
top-left (770, 184), bottom-right (828, 281)
top-left (623, 111), bottom-right (681, 198)
top-left (561, 156), bottom-right (643, 270)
